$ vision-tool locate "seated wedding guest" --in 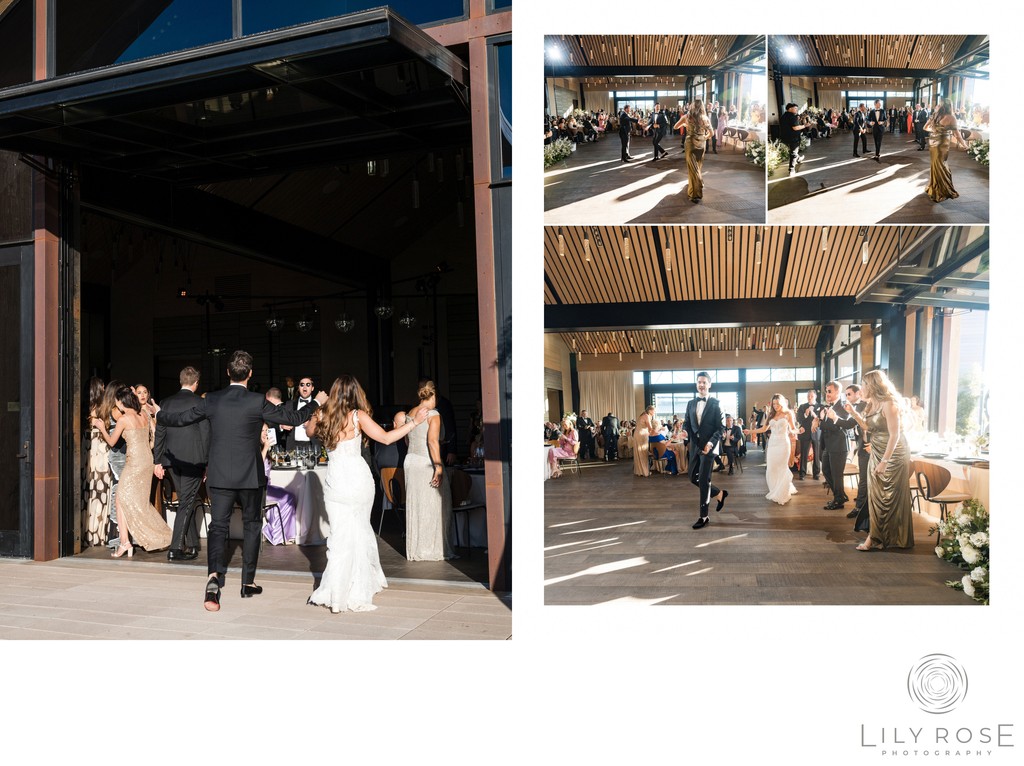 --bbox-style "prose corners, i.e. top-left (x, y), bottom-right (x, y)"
top-left (84, 376), bottom-right (112, 548)
top-left (548, 417), bottom-right (579, 479)
top-left (735, 418), bottom-right (748, 457)
top-left (260, 424), bottom-right (297, 545)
